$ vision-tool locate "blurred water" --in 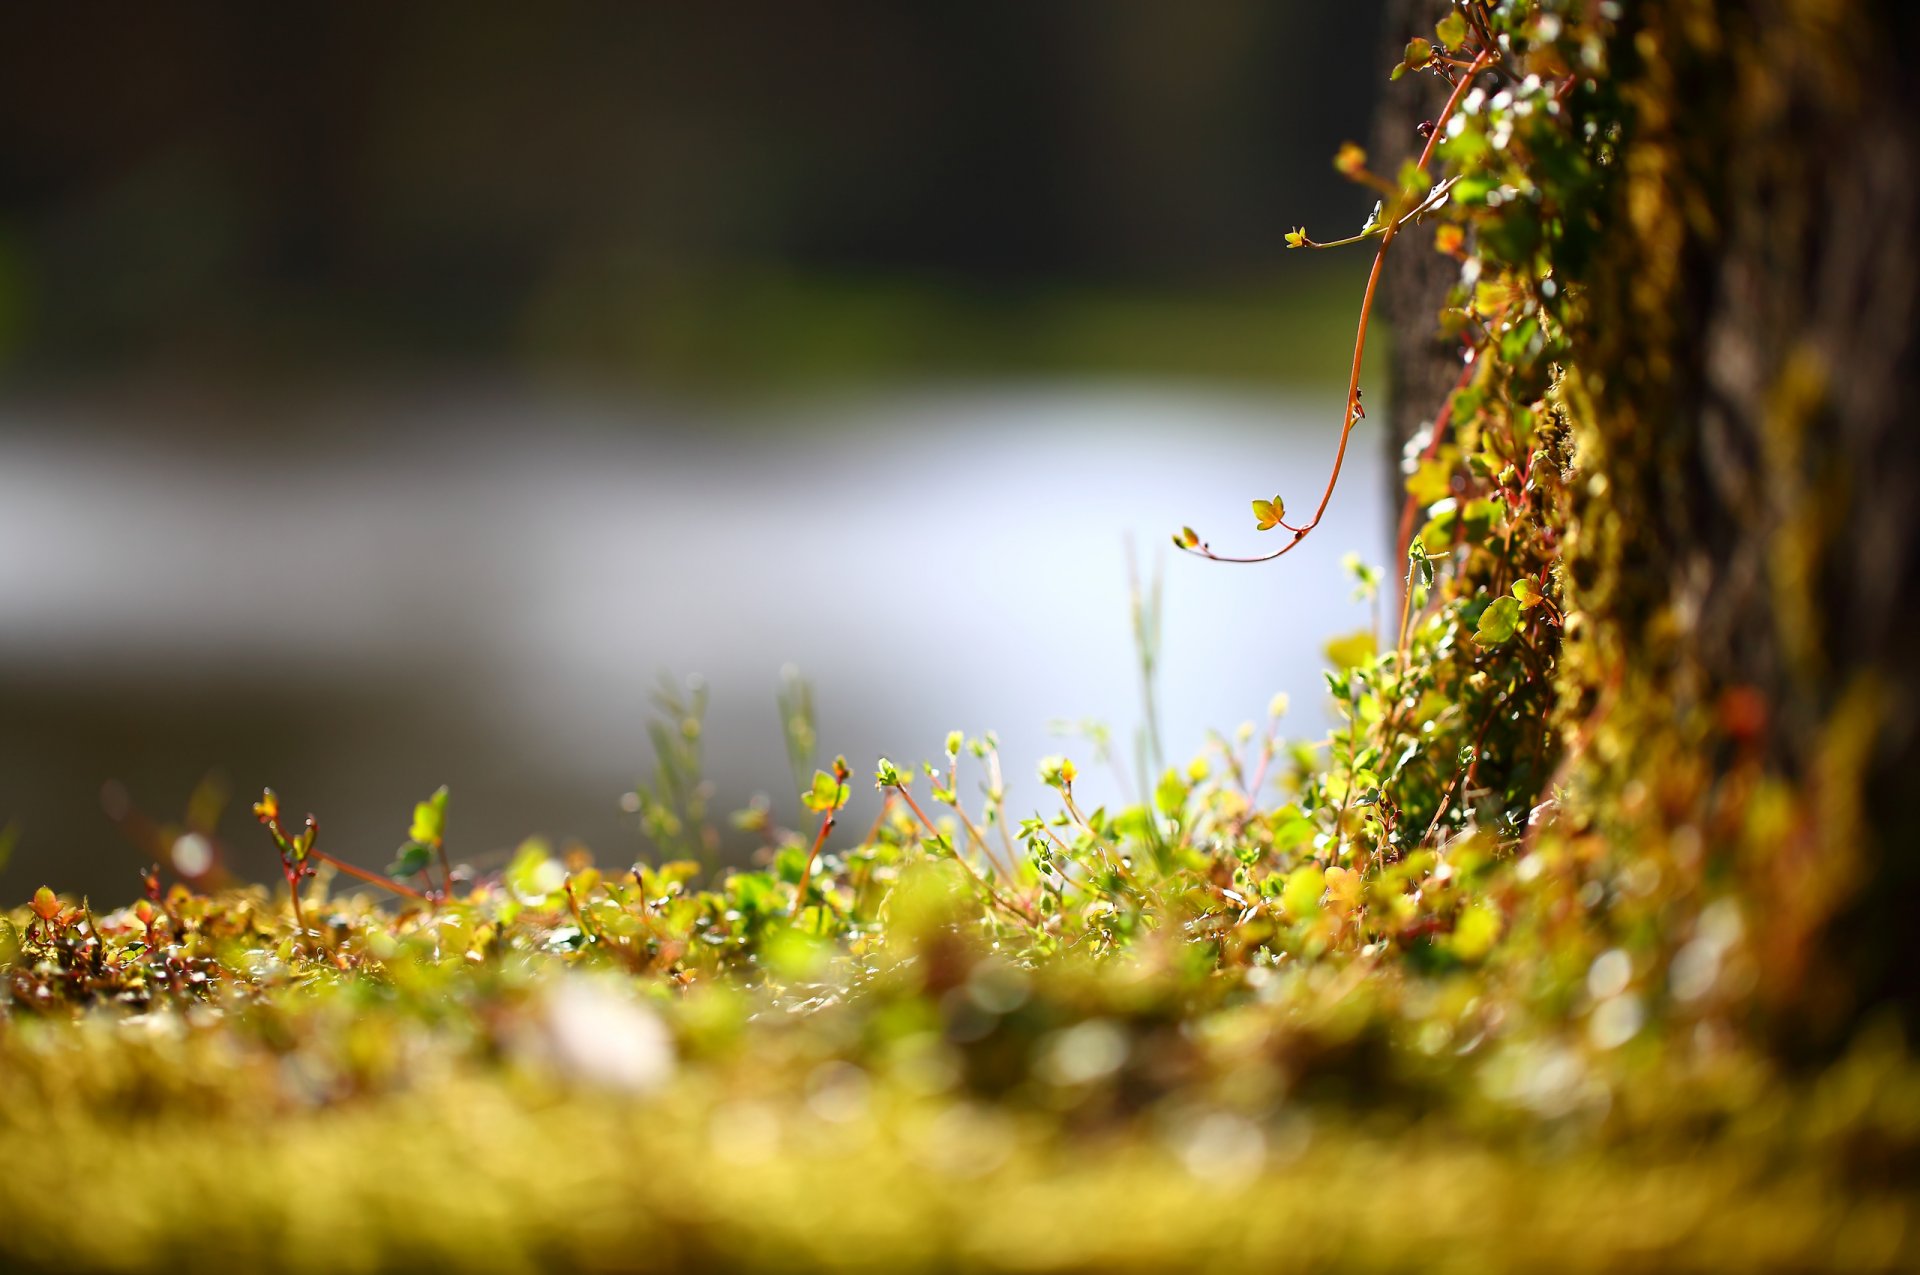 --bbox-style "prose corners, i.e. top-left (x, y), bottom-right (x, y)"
top-left (0, 384), bottom-right (1387, 897)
